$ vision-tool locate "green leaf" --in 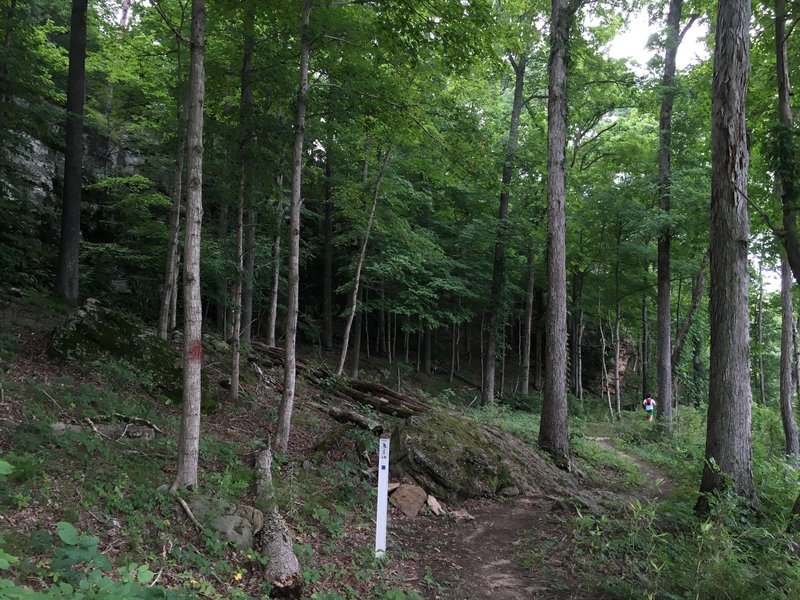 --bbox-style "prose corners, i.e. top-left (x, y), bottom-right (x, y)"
top-left (0, 460), bottom-right (13, 476)
top-left (56, 521), bottom-right (79, 546)
top-left (136, 564), bottom-right (155, 585)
